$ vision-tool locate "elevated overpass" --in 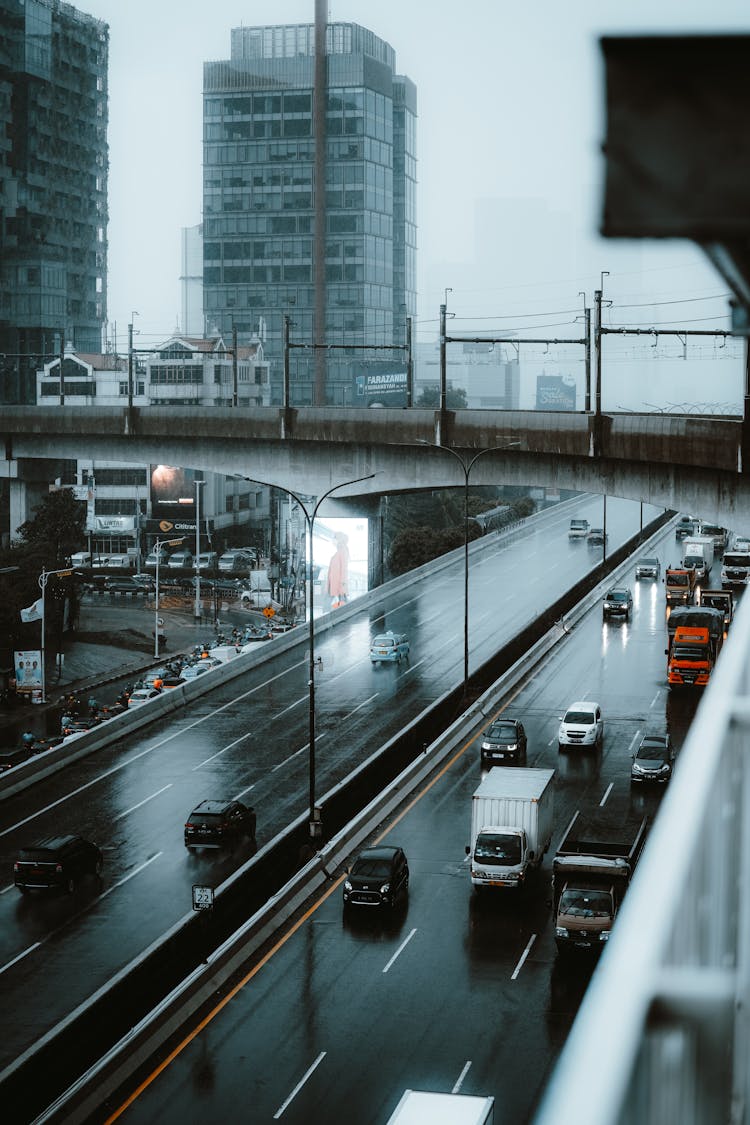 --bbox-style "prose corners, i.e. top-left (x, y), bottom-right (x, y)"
top-left (3, 404), bottom-right (750, 526)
